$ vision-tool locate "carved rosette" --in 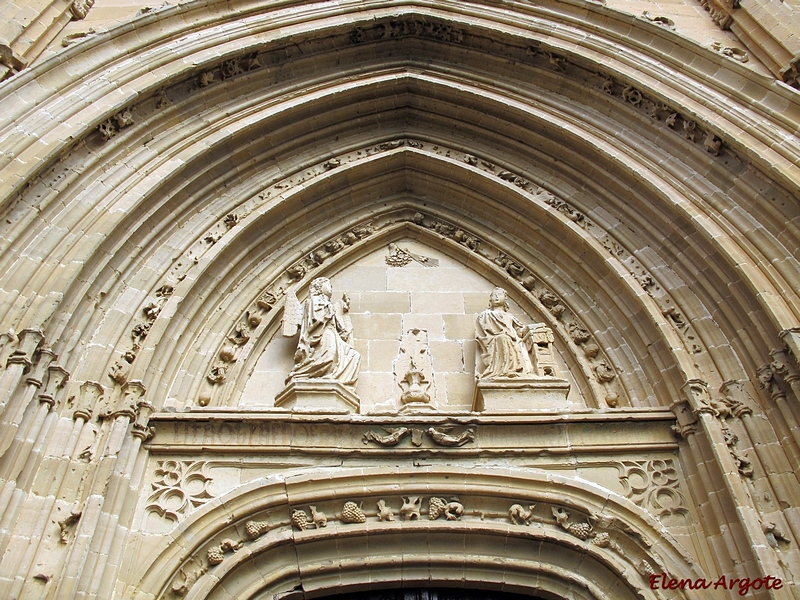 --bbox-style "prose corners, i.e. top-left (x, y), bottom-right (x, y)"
top-left (618, 460), bottom-right (690, 522)
top-left (146, 460), bottom-right (214, 522)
